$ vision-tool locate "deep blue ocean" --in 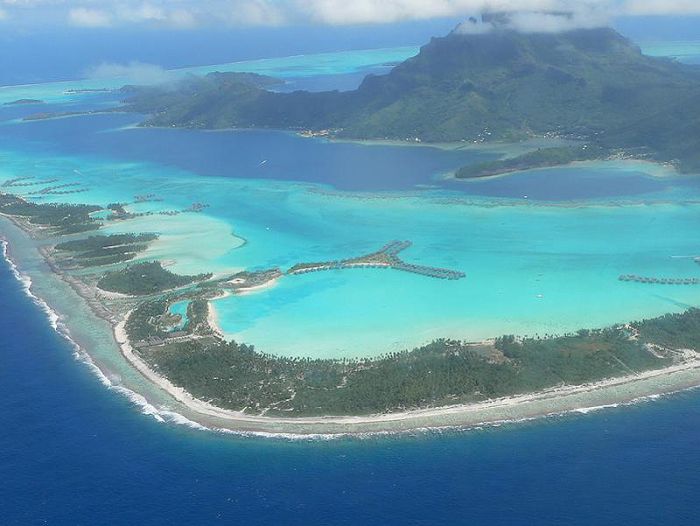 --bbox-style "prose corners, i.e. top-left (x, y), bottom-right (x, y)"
top-left (3, 253), bottom-right (700, 525)
top-left (4, 18), bottom-right (700, 525)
